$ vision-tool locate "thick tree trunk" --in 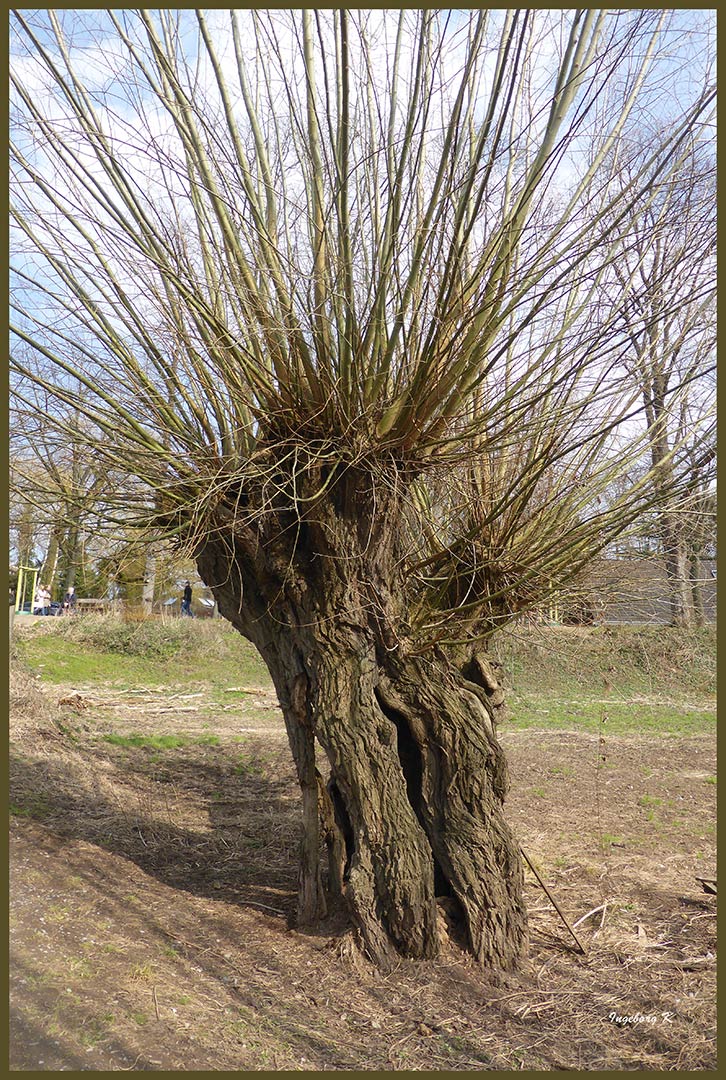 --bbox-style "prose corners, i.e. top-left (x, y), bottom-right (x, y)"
top-left (651, 421), bottom-right (693, 629)
top-left (59, 522), bottom-right (81, 592)
top-left (41, 529), bottom-right (61, 595)
top-left (195, 484), bottom-right (527, 970)
top-left (689, 552), bottom-right (705, 627)
top-left (662, 520), bottom-right (692, 627)
top-left (141, 549), bottom-right (157, 616)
